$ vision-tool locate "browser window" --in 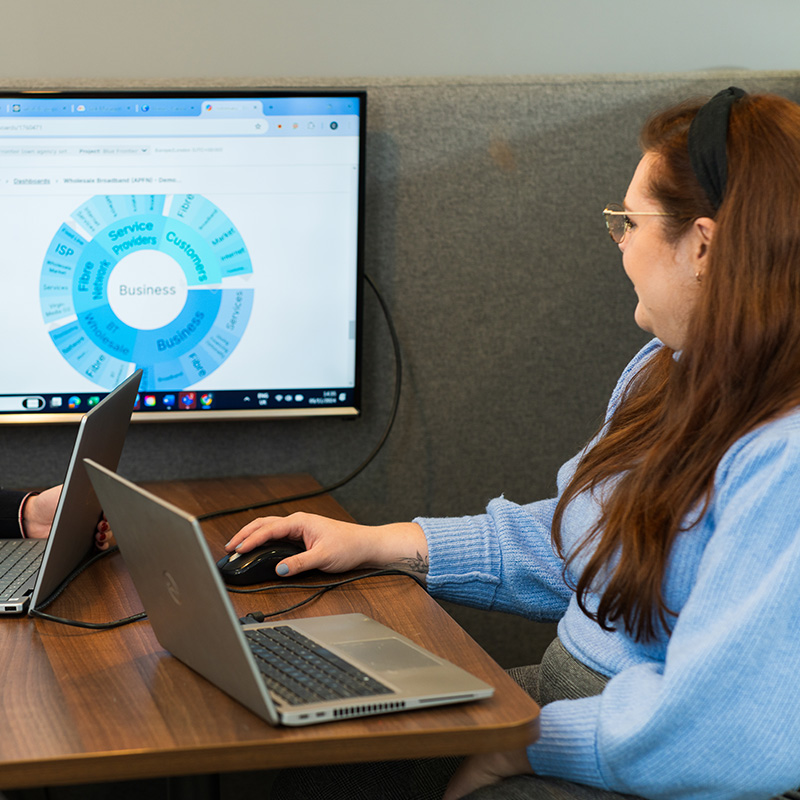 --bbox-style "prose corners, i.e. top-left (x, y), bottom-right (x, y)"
top-left (0, 91), bottom-right (365, 422)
